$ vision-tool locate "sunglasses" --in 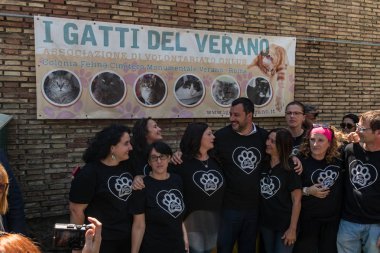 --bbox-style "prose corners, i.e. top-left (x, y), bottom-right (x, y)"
top-left (340, 123), bottom-right (354, 129)
top-left (312, 123), bottom-right (330, 129)
top-left (0, 183), bottom-right (9, 191)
